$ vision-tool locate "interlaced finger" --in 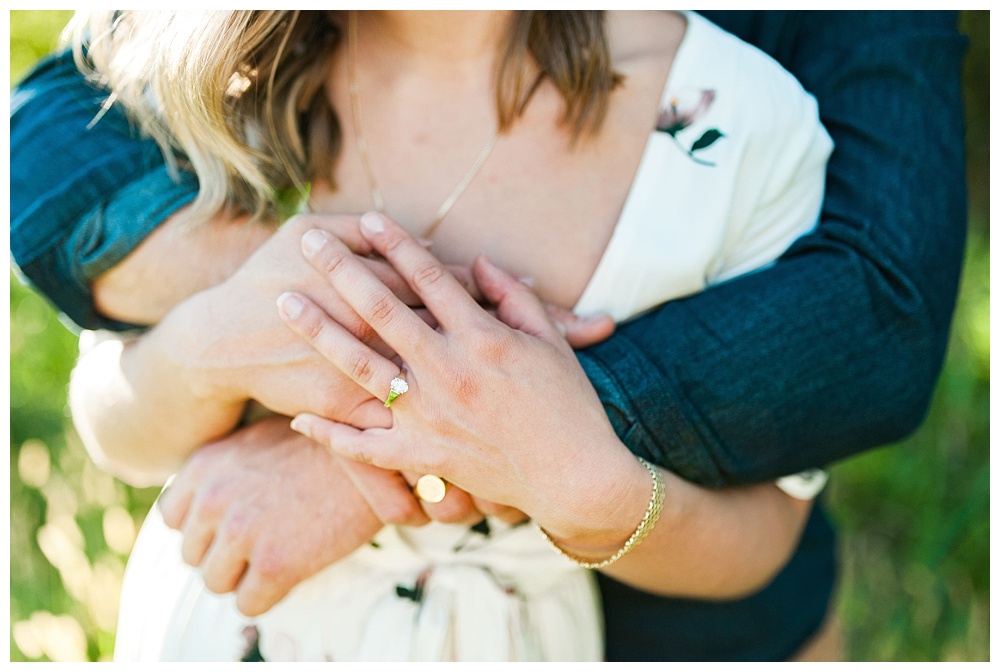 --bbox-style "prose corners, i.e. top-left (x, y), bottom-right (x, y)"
top-left (277, 291), bottom-right (402, 404)
top-left (357, 212), bottom-right (484, 332)
top-left (299, 227), bottom-right (443, 364)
